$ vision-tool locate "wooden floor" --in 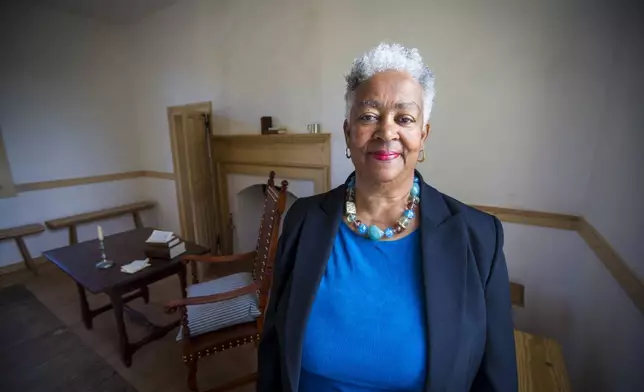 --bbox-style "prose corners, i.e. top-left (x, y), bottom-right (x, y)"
top-left (0, 264), bottom-right (256, 392)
